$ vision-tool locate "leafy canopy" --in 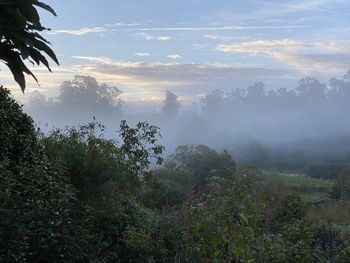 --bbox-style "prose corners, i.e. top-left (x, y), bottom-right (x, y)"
top-left (0, 0), bottom-right (58, 91)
